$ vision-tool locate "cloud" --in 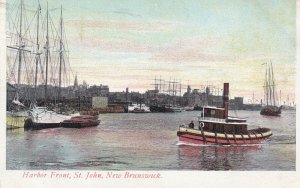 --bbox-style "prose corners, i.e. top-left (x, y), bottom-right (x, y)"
top-left (149, 36), bottom-right (236, 63)
top-left (112, 9), bottom-right (142, 18)
top-left (64, 19), bottom-right (177, 33)
top-left (68, 35), bottom-right (157, 54)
